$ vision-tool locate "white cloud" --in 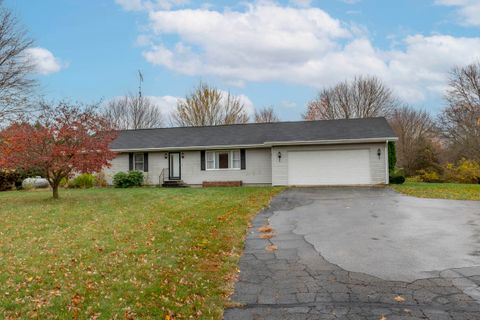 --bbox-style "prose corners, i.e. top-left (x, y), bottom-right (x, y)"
top-left (227, 91), bottom-right (254, 116)
top-left (148, 95), bottom-right (182, 116)
top-left (435, 0), bottom-right (480, 26)
top-left (115, 0), bottom-right (188, 11)
top-left (128, 2), bottom-right (480, 103)
top-left (384, 35), bottom-right (480, 101)
top-left (280, 100), bottom-right (298, 109)
top-left (26, 47), bottom-right (63, 75)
